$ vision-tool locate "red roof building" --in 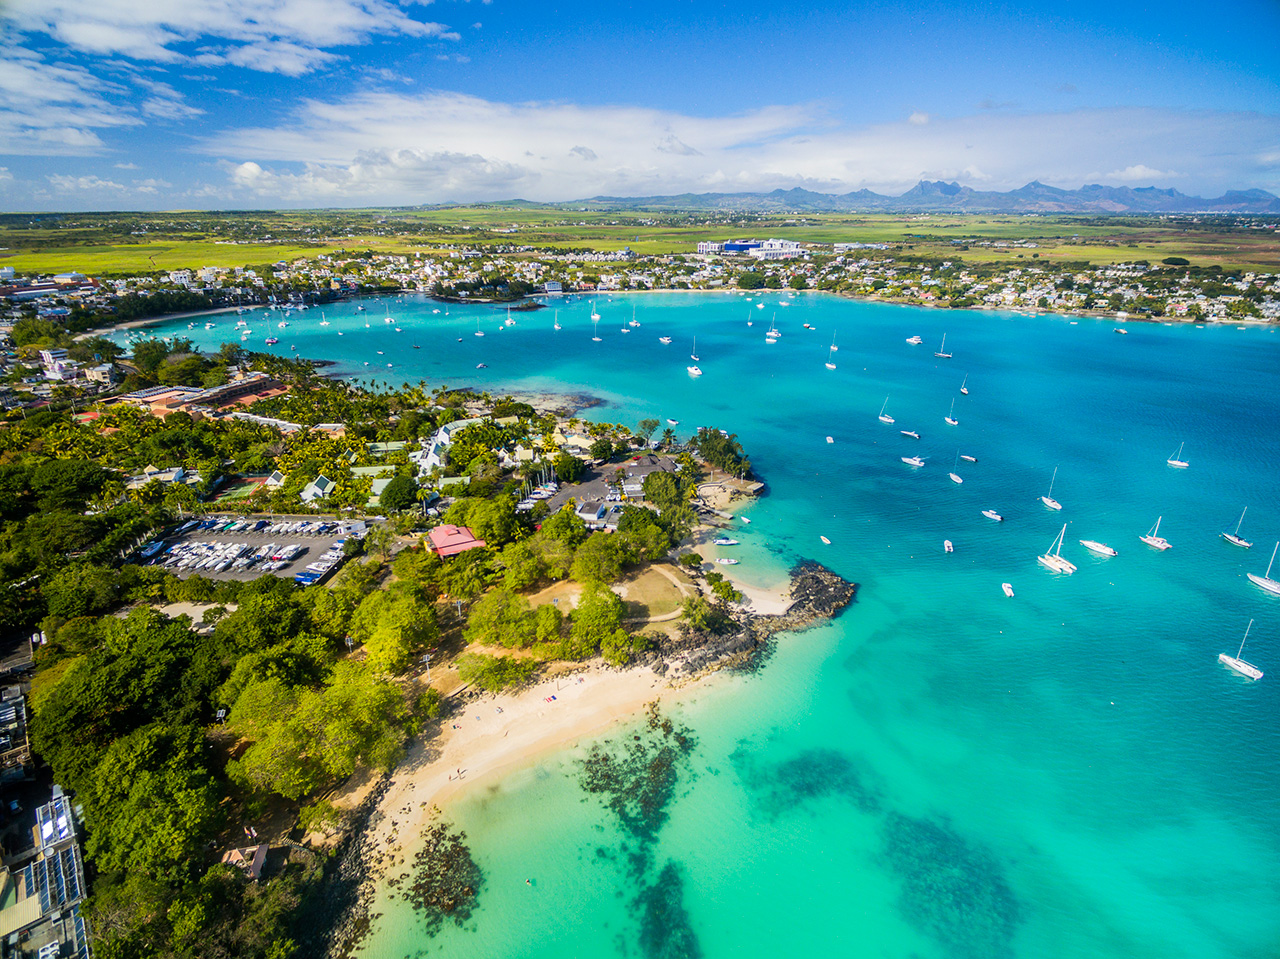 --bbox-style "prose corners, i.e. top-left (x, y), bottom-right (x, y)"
top-left (428, 524), bottom-right (487, 558)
